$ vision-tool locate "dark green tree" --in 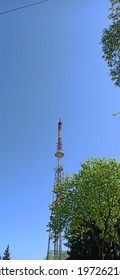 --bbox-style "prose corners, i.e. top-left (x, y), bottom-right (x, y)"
top-left (2, 245), bottom-right (11, 260)
top-left (65, 221), bottom-right (120, 260)
top-left (50, 158), bottom-right (120, 259)
top-left (102, 0), bottom-right (120, 87)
